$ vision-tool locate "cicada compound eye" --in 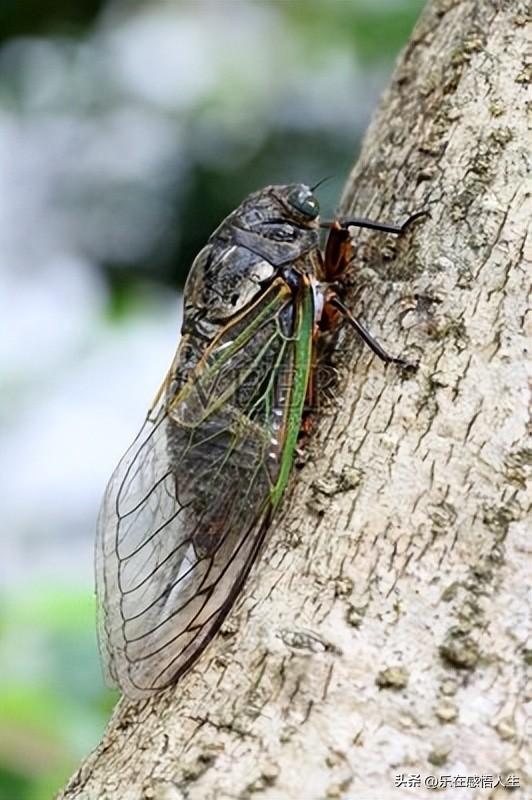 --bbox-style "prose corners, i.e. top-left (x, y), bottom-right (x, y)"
top-left (288, 187), bottom-right (320, 219)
